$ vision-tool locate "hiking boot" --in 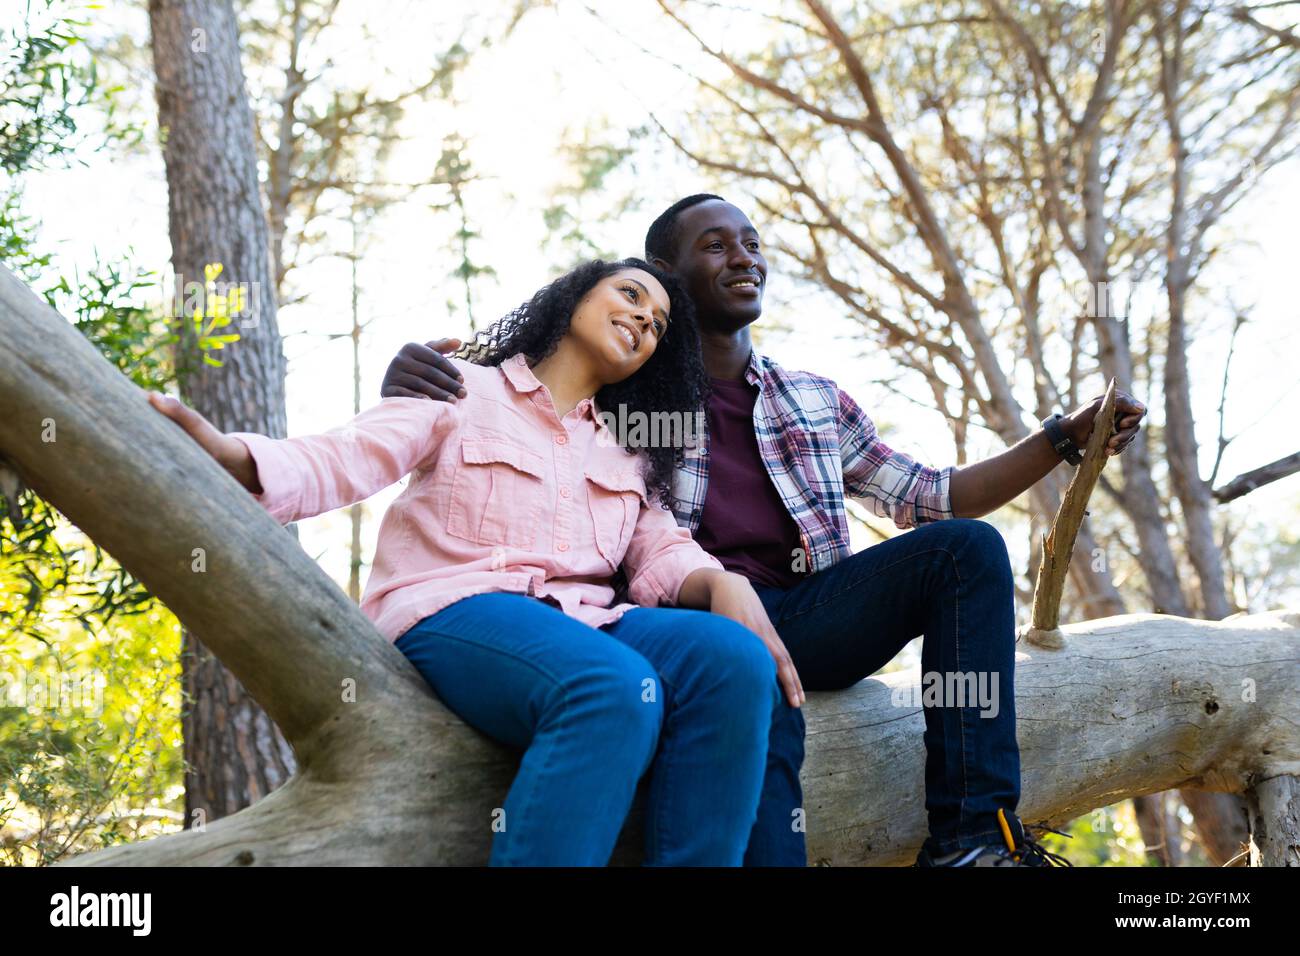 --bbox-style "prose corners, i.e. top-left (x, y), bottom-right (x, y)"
top-left (914, 808), bottom-right (1073, 867)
